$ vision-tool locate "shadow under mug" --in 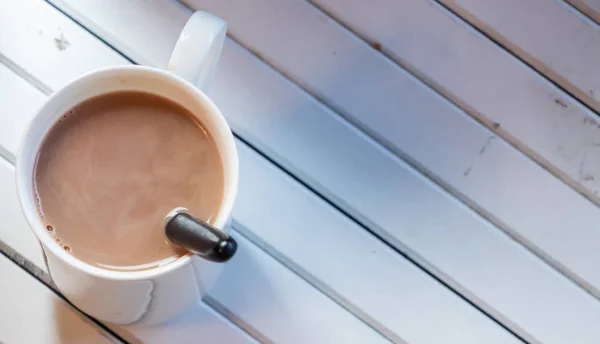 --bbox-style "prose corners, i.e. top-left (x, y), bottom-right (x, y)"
top-left (15, 11), bottom-right (239, 325)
